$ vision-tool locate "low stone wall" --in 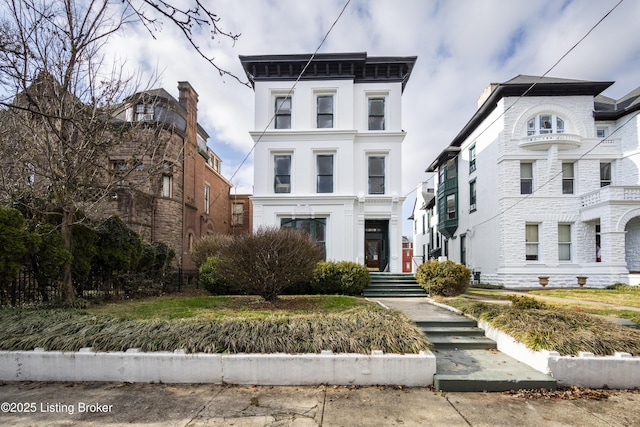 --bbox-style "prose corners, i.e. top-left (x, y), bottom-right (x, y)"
top-left (0, 348), bottom-right (436, 387)
top-left (480, 321), bottom-right (640, 389)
